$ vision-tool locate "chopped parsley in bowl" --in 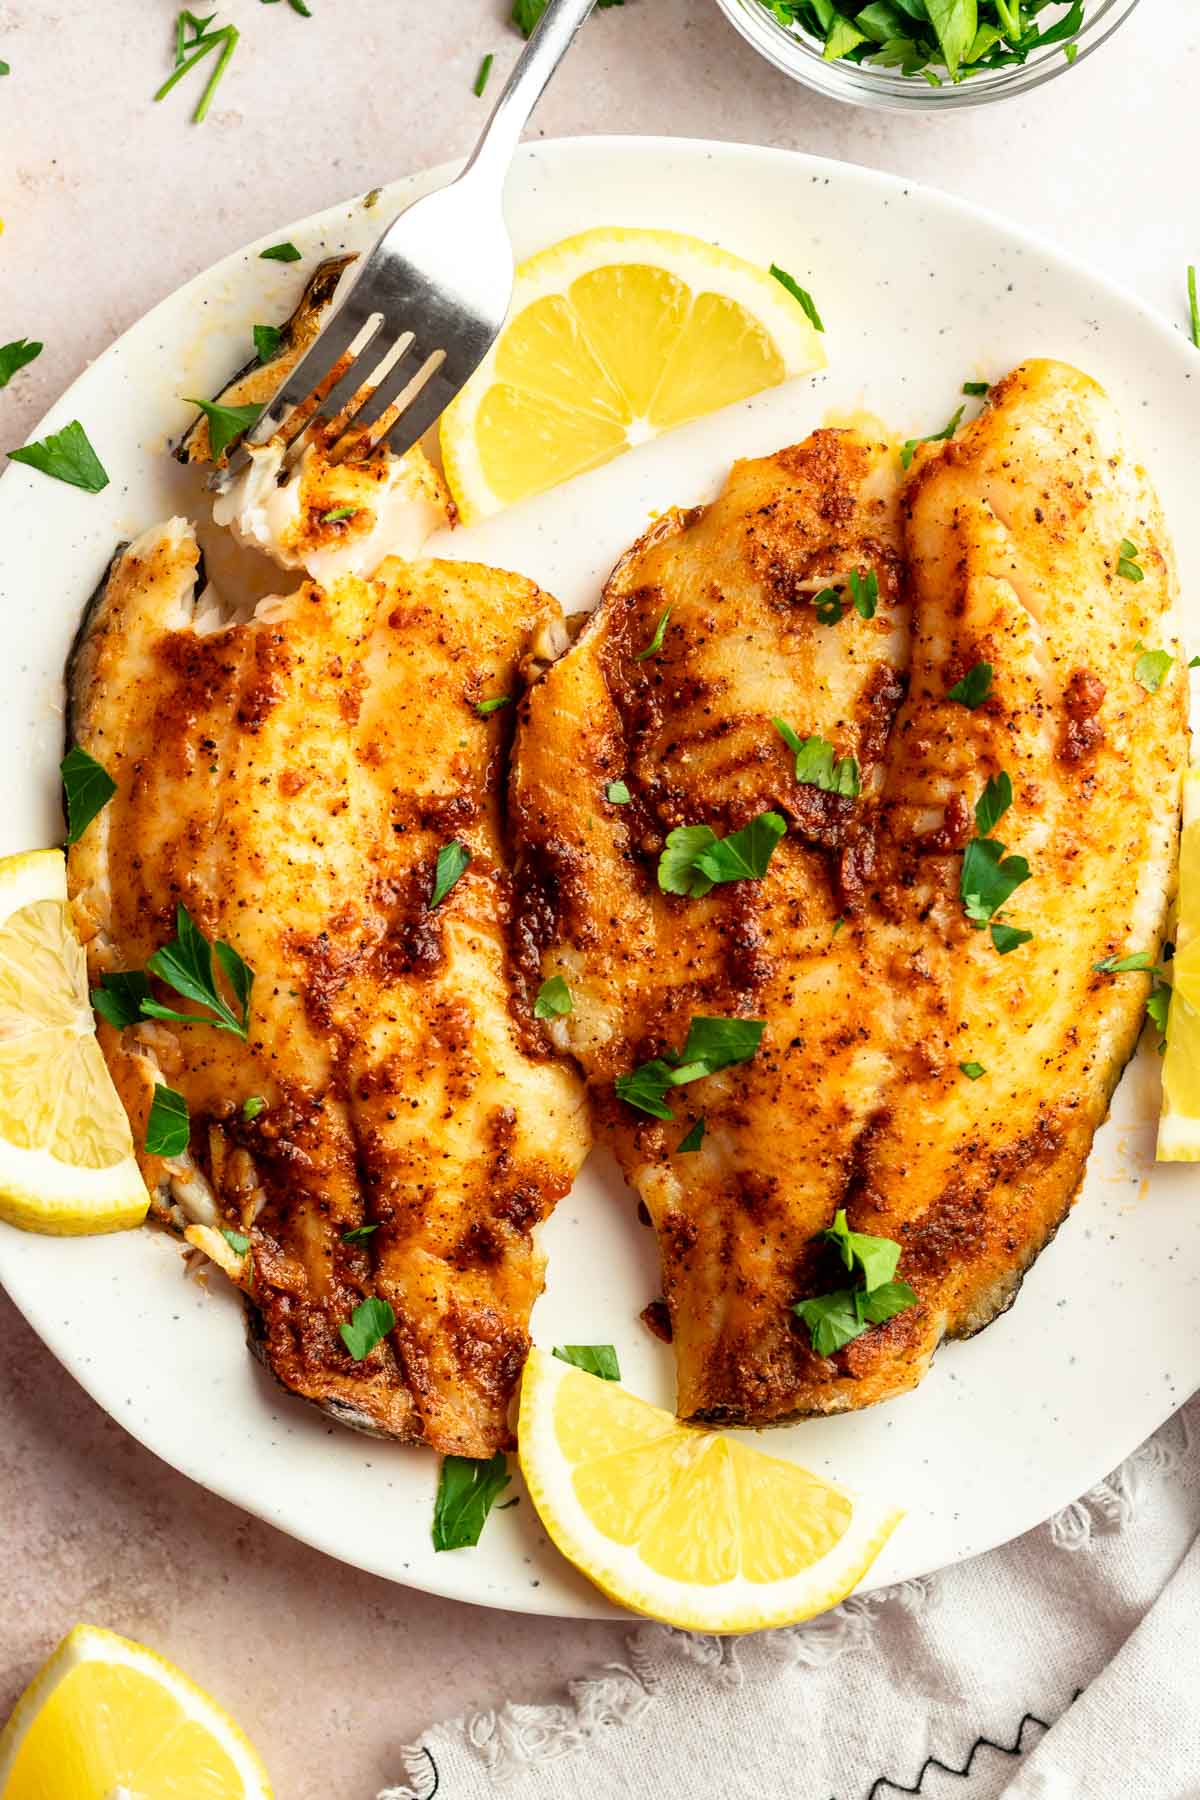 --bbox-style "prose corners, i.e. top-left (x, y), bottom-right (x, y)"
top-left (715, 0), bottom-right (1138, 106)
